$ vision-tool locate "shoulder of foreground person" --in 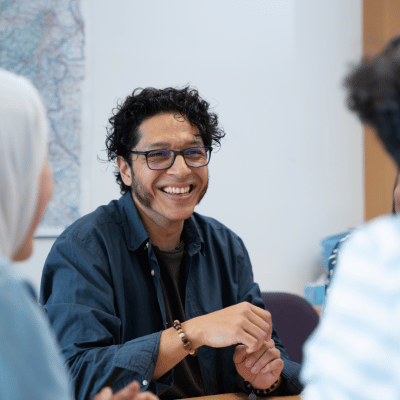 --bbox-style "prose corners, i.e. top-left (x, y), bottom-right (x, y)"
top-left (0, 261), bottom-right (73, 399)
